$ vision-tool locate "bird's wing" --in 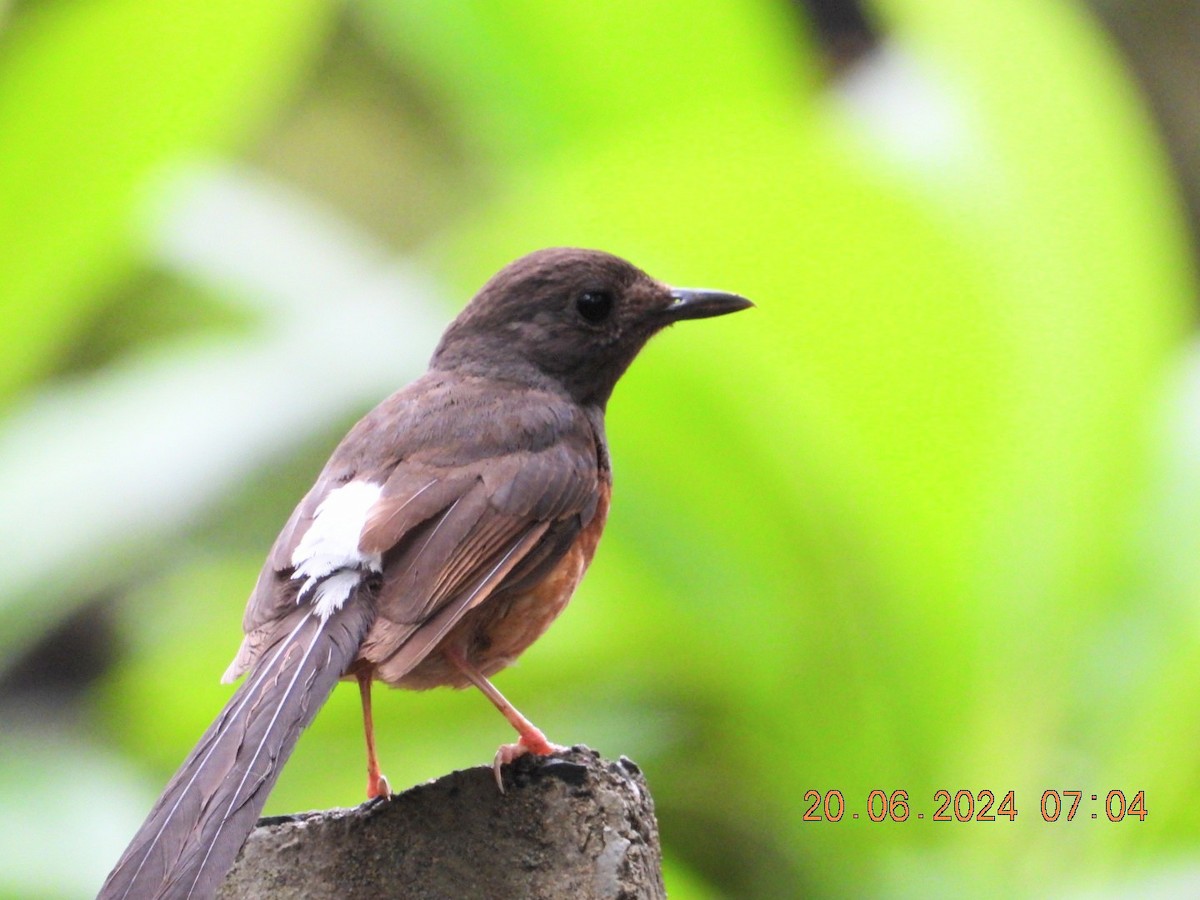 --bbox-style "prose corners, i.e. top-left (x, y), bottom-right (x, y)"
top-left (356, 431), bottom-right (600, 680)
top-left (224, 381), bottom-right (600, 683)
